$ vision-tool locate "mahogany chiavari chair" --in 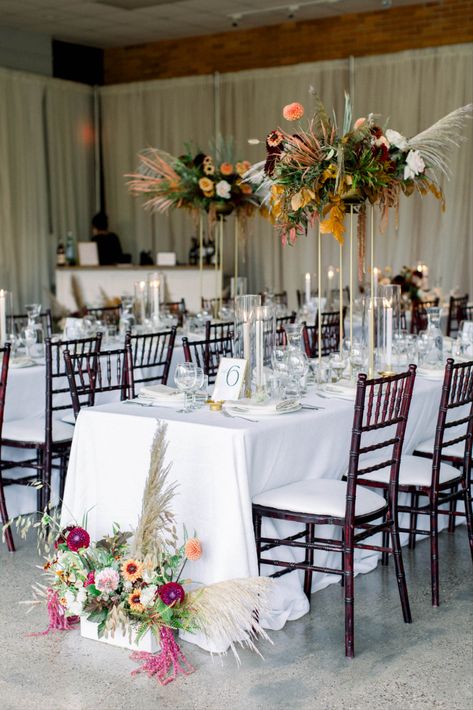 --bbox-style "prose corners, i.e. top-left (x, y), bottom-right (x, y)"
top-left (85, 304), bottom-right (122, 326)
top-left (205, 321), bottom-right (234, 340)
top-left (260, 291), bottom-right (288, 307)
top-left (252, 366), bottom-right (417, 657)
top-left (1, 336), bottom-right (100, 514)
top-left (129, 327), bottom-right (177, 392)
top-left (410, 298), bottom-right (439, 334)
top-left (0, 343), bottom-right (13, 551)
top-left (359, 359), bottom-right (473, 607)
top-left (164, 299), bottom-right (187, 327)
top-left (182, 332), bottom-right (234, 385)
top-left (64, 335), bottom-right (134, 420)
top-left (8, 309), bottom-right (53, 338)
top-left (275, 327), bottom-right (287, 347)
top-left (302, 310), bottom-right (344, 358)
top-left (458, 303), bottom-right (473, 324)
top-left (276, 312), bottom-right (297, 329)
top-left (447, 294), bottom-right (469, 336)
